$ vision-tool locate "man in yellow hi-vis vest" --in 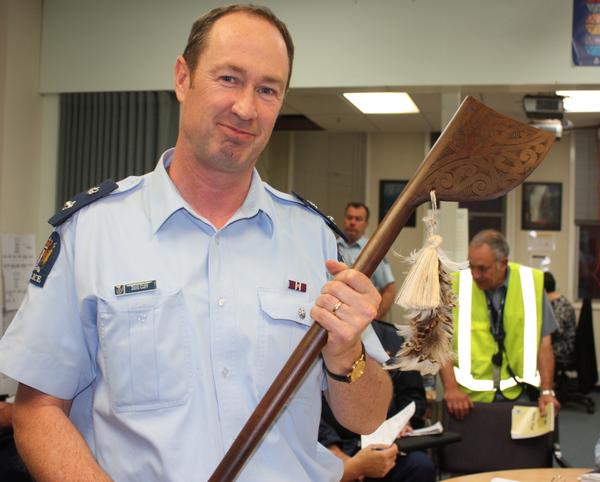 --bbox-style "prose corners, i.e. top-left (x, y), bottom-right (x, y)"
top-left (439, 230), bottom-right (561, 419)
